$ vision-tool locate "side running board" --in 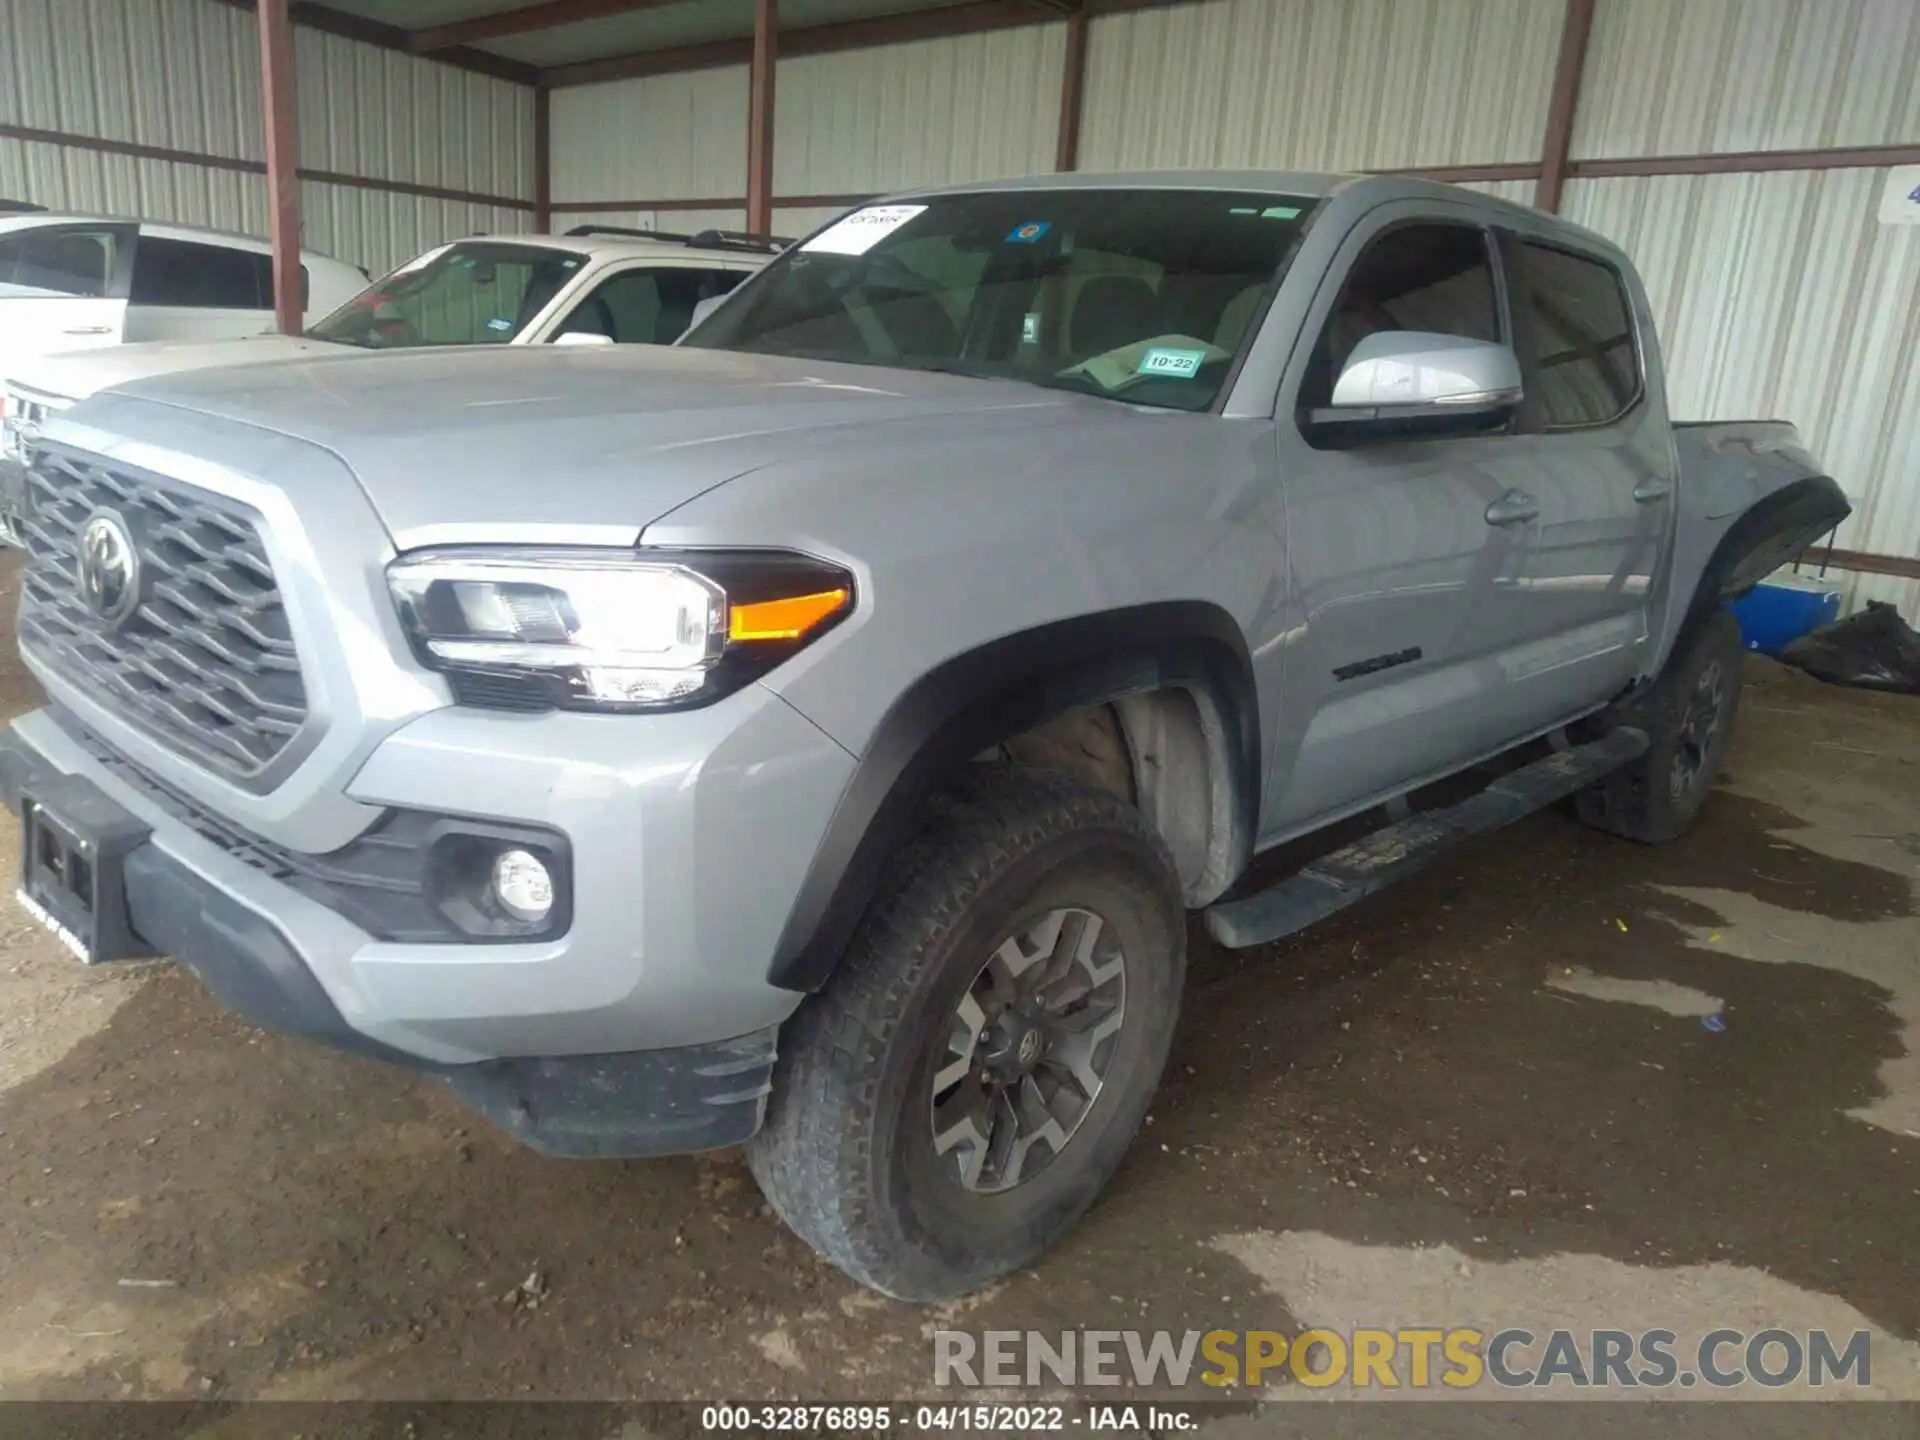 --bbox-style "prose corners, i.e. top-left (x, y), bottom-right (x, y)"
top-left (1204, 727), bottom-right (1649, 950)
